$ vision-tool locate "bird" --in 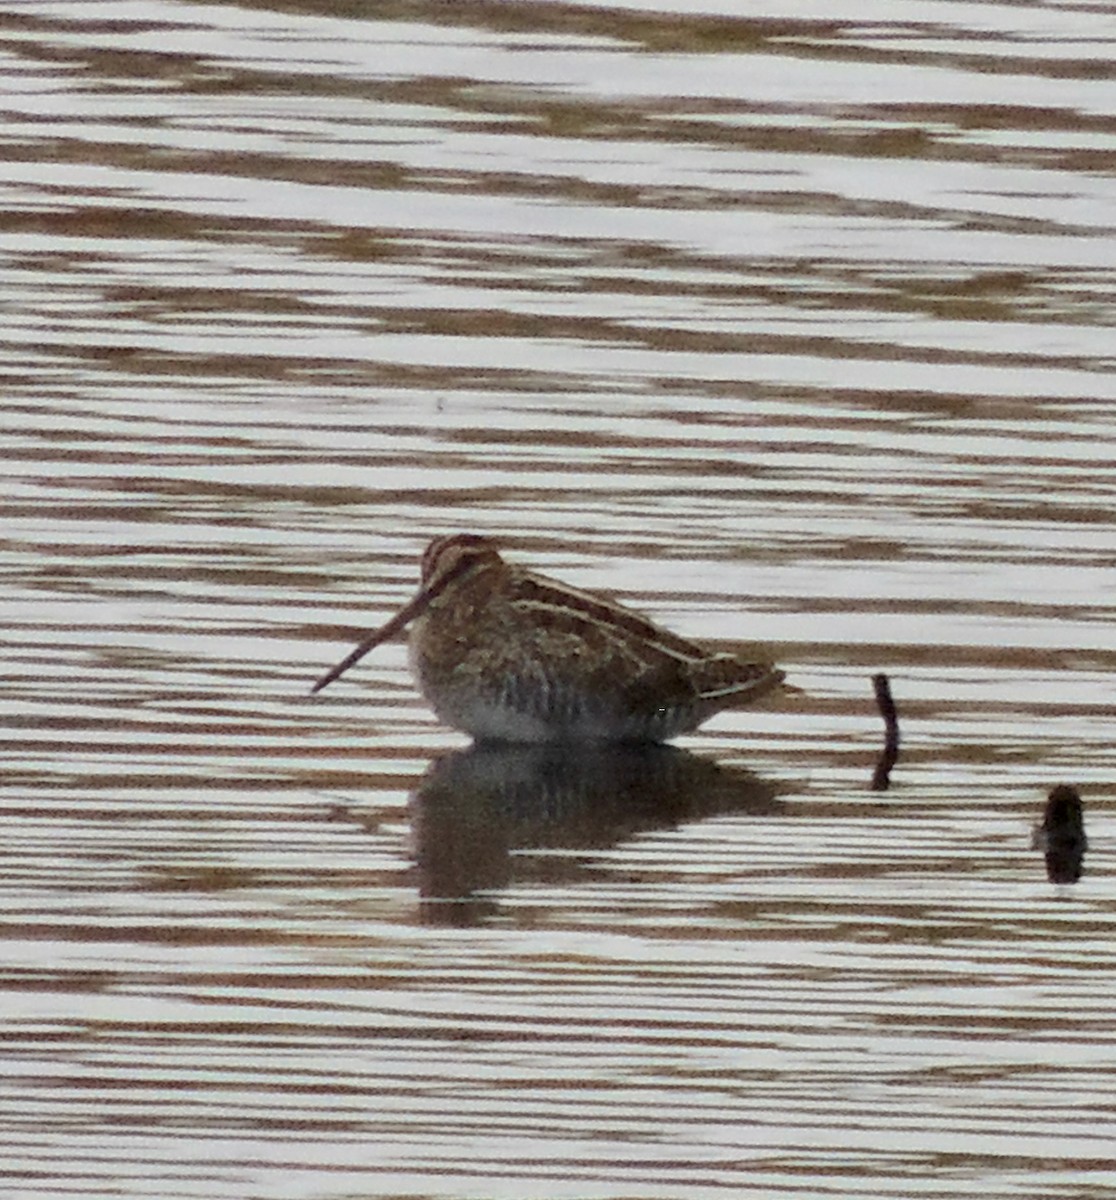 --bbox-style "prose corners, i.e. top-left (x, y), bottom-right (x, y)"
top-left (310, 533), bottom-right (784, 743)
